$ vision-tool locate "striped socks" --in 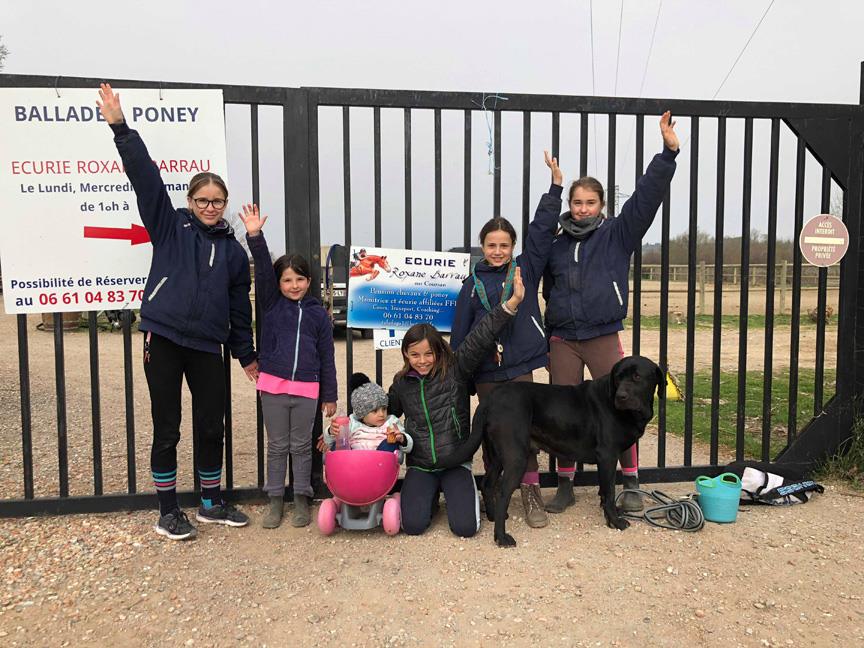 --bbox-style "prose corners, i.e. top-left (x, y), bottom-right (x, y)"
top-left (198, 467), bottom-right (222, 509)
top-left (152, 468), bottom-right (178, 515)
